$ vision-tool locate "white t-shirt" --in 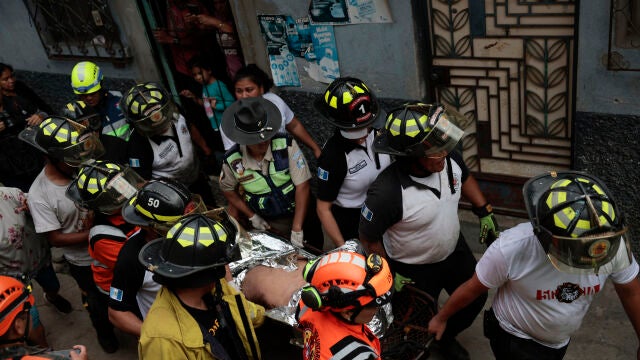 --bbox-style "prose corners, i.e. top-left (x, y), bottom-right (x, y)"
top-left (220, 92), bottom-right (293, 150)
top-left (477, 222), bottom-right (639, 348)
top-left (137, 271), bottom-right (161, 319)
top-left (28, 169), bottom-right (93, 266)
top-left (148, 115), bottom-right (197, 184)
